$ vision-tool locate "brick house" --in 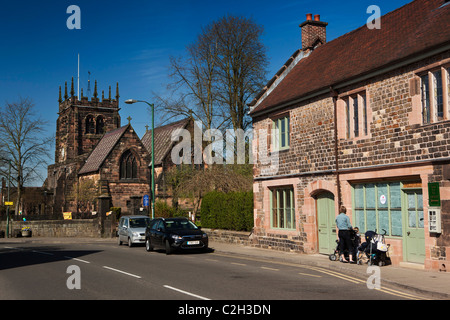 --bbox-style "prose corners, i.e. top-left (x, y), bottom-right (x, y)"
top-left (250, 0), bottom-right (450, 271)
